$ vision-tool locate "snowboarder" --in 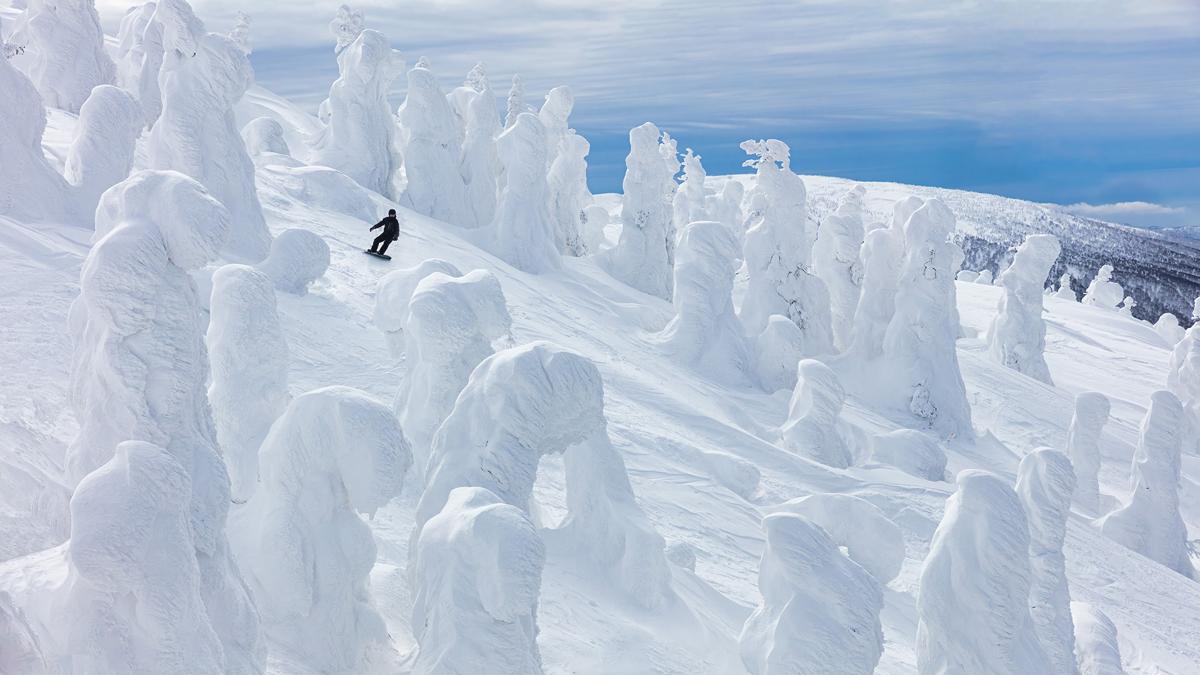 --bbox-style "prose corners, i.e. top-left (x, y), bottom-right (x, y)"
top-left (368, 209), bottom-right (400, 257)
